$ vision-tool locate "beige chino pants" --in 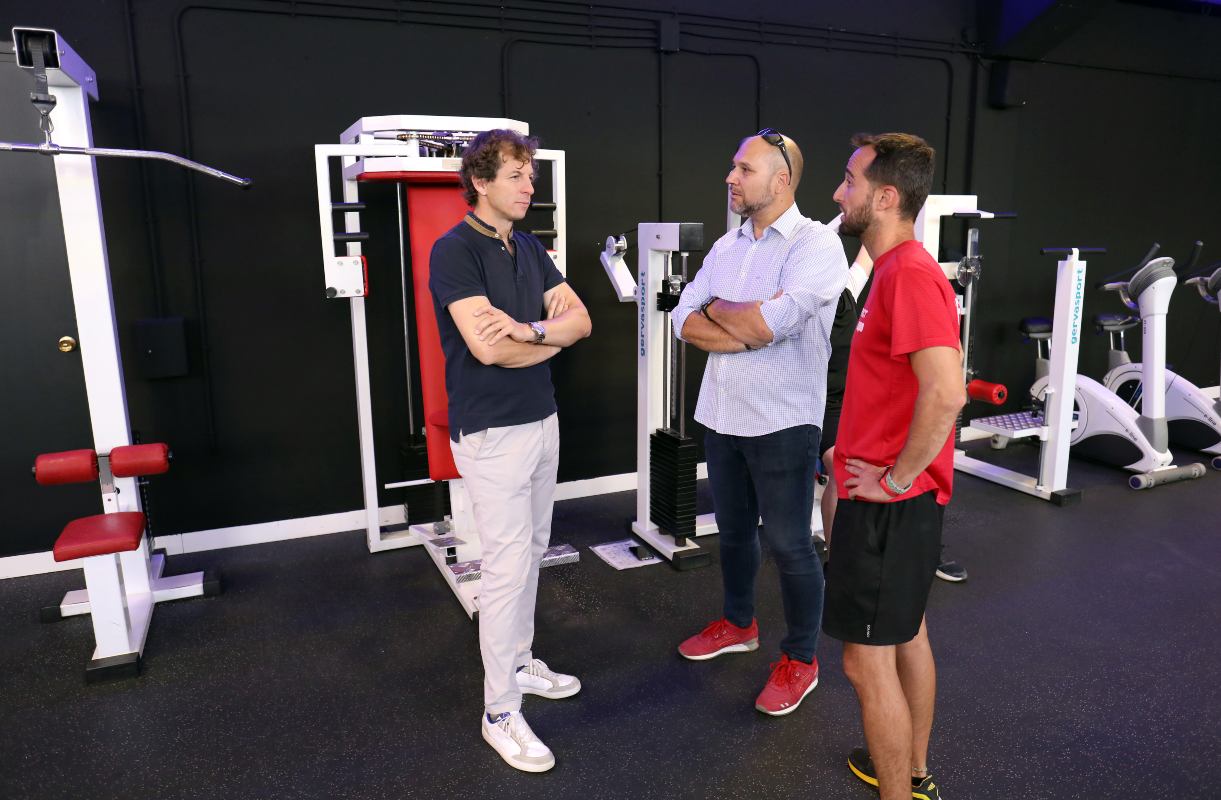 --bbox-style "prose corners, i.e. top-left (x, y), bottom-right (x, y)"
top-left (450, 413), bottom-right (560, 715)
